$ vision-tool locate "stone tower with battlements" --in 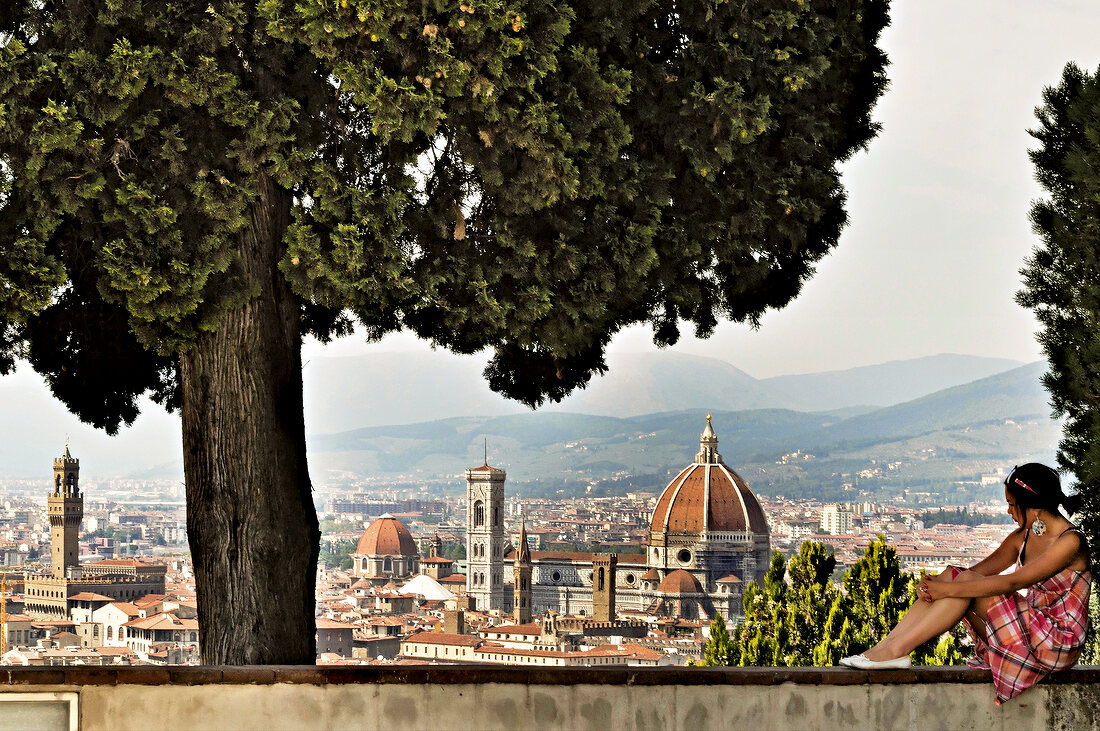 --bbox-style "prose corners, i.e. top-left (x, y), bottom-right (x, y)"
top-left (592, 554), bottom-right (617, 622)
top-left (49, 443), bottom-right (83, 579)
top-left (466, 461), bottom-right (505, 612)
